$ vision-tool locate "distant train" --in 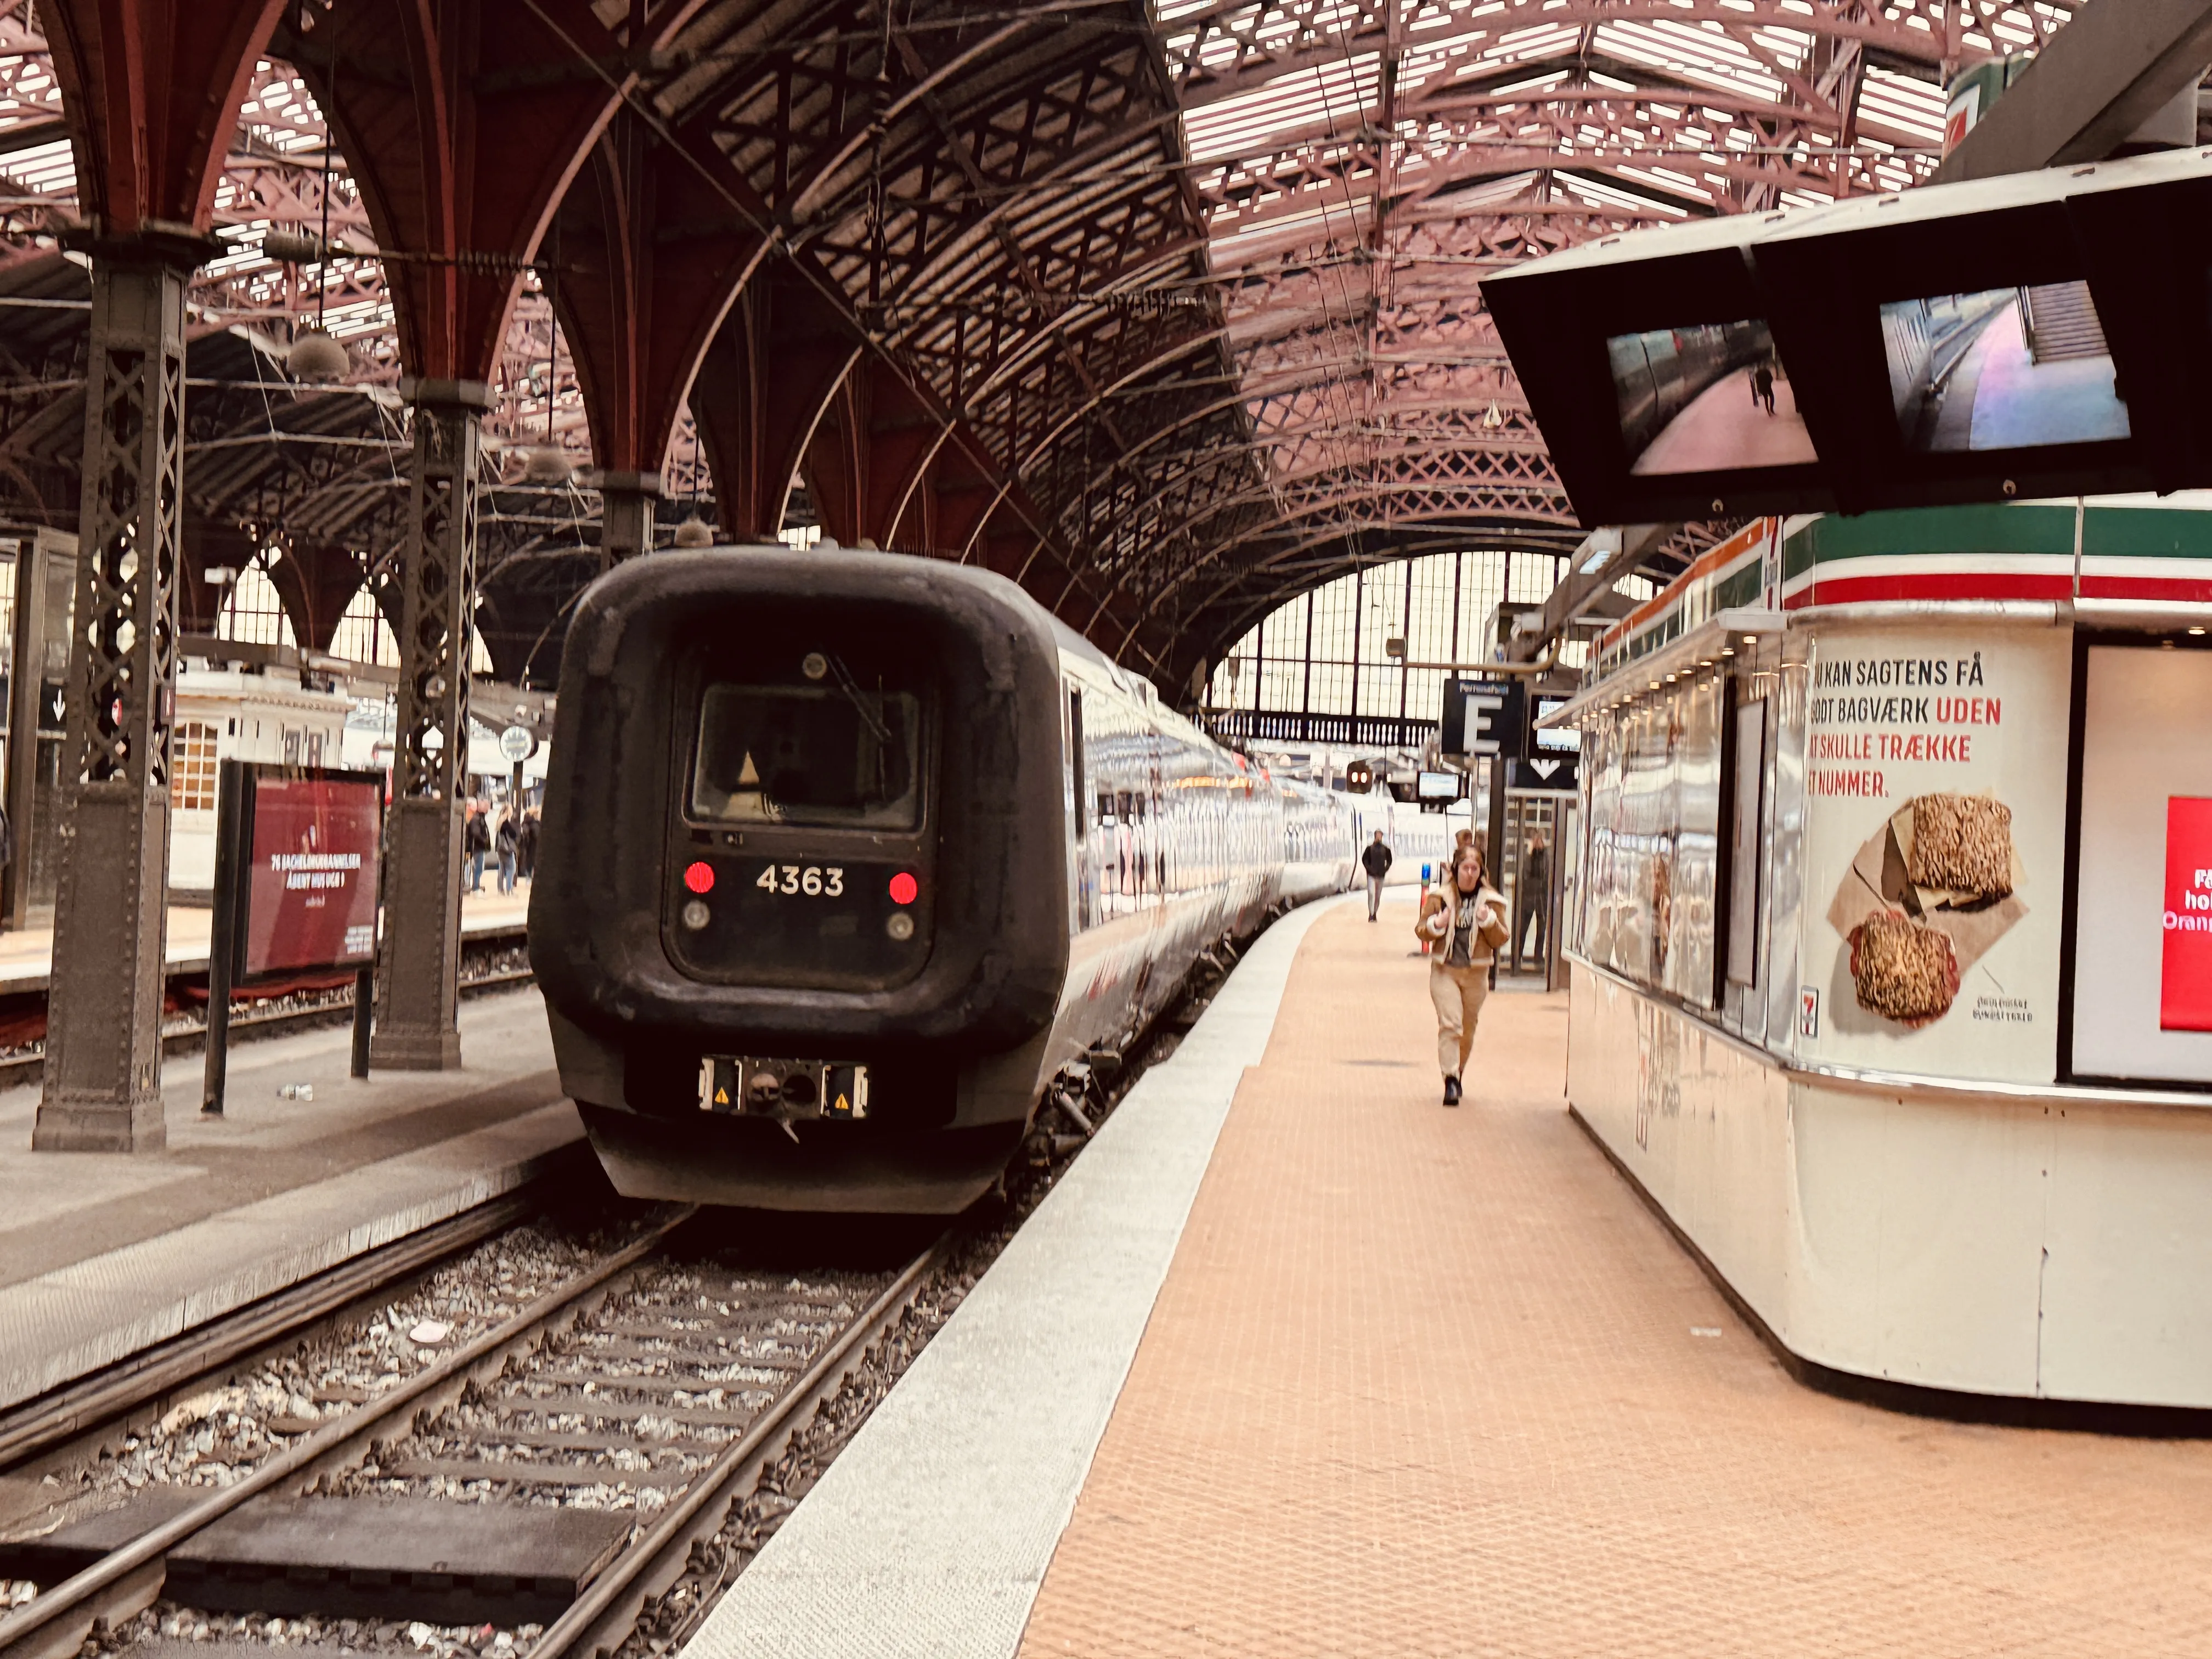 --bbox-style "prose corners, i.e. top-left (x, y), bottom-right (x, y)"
top-left (1610, 320), bottom-right (1771, 459)
top-left (528, 546), bottom-right (1452, 1213)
